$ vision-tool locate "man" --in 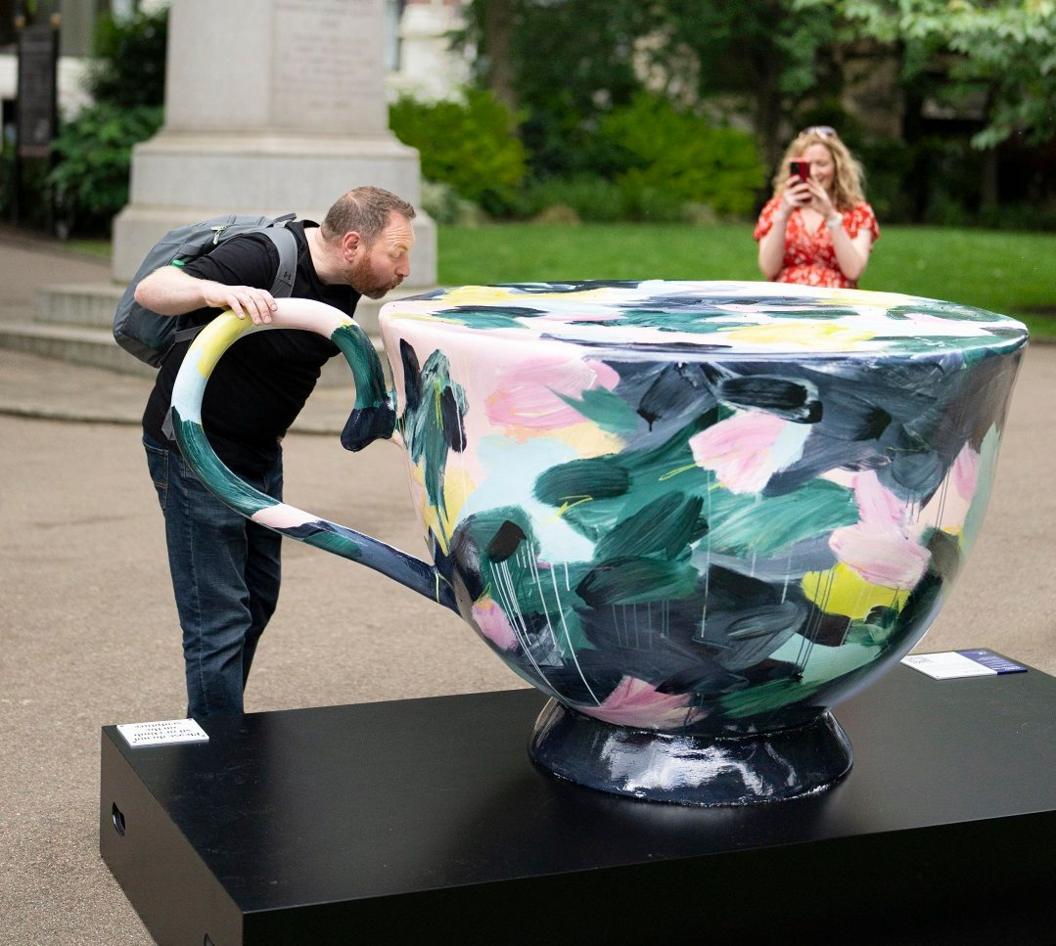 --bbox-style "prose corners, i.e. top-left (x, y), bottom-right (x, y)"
top-left (137, 186), bottom-right (416, 720)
